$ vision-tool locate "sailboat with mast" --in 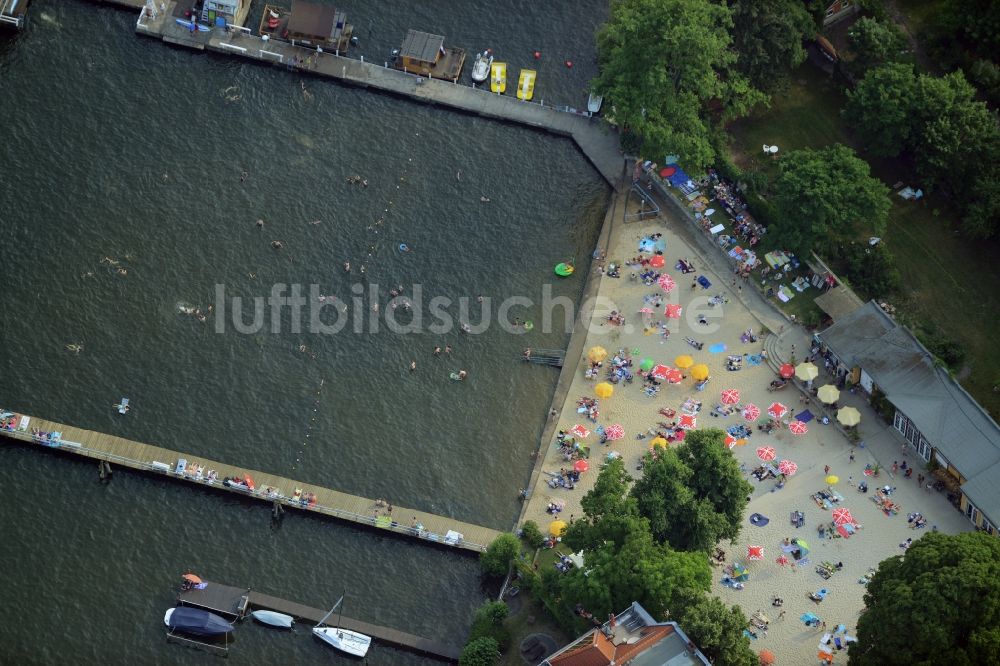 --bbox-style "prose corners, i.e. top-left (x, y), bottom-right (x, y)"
top-left (312, 593), bottom-right (372, 658)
